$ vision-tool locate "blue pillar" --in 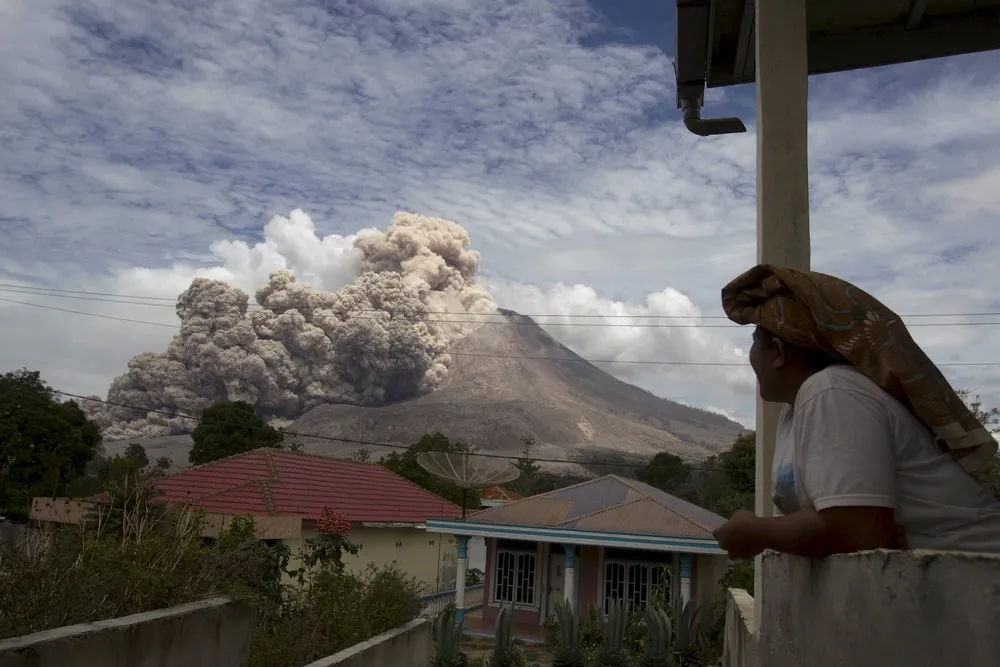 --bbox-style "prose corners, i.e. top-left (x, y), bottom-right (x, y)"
top-left (679, 553), bottom-right (692, 579)
top-left (562, 544), bottom-right (578, 605)
top-left (679, 553), bottom-right (693, 608)
top-left (455, 536), bottom-right (470, 626)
